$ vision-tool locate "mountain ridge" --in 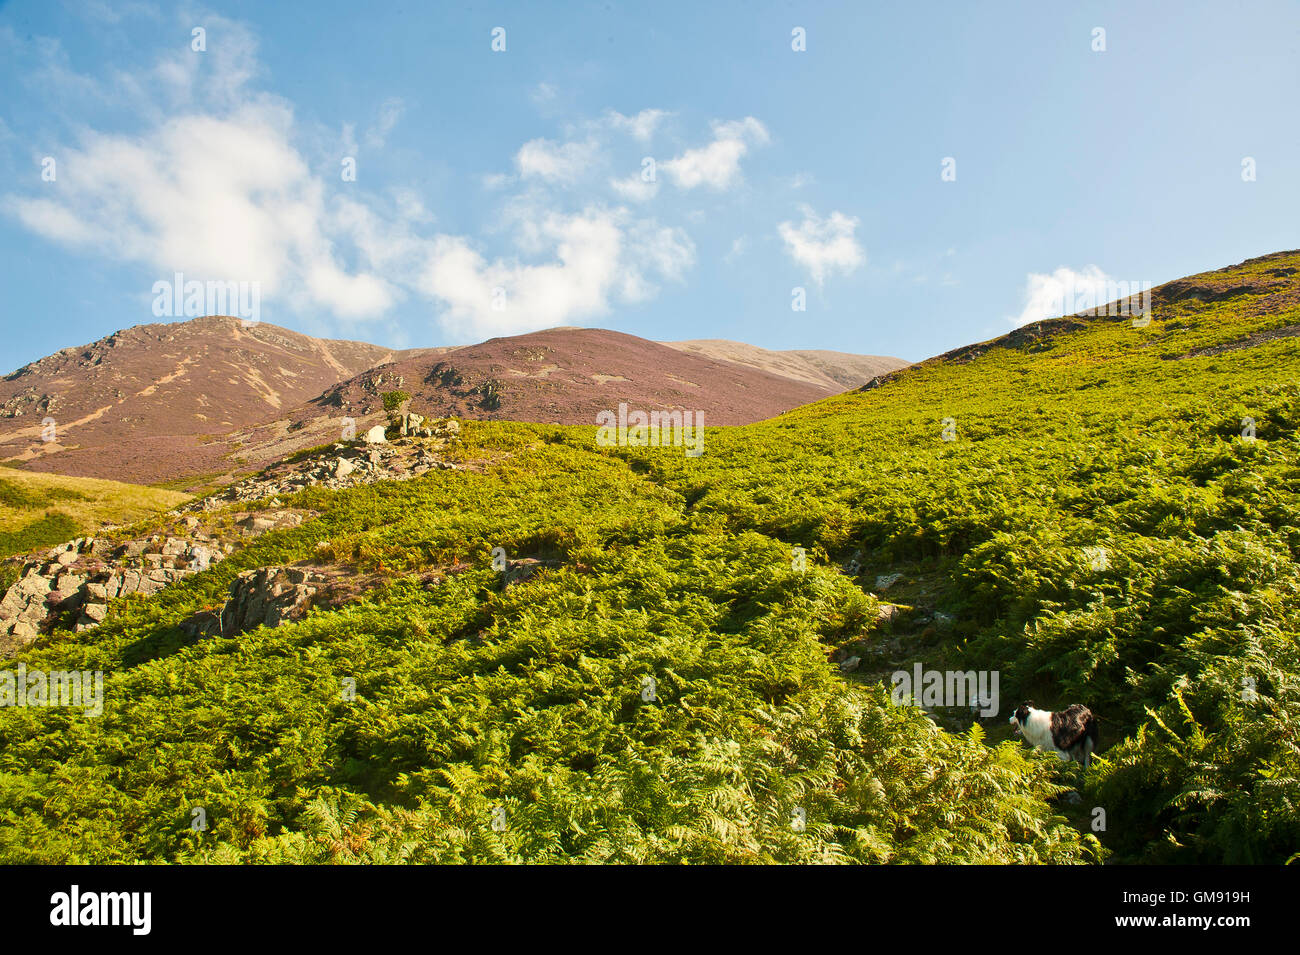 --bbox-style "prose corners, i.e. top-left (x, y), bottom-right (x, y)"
top-left (0, 319), bottom-right (906, 486)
